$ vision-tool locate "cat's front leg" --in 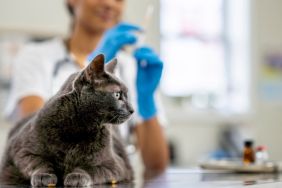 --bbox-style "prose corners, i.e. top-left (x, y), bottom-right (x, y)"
top-left (12, 149), bottom-right (57, 187)
top-left (64, 168), bottom-right (93, 187)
